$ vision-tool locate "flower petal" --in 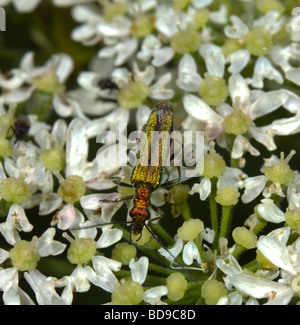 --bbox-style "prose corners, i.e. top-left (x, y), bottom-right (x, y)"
top-left (129, 256), bottom-right (149, 285)
top-left (257, 199), bottom-right (285, 223)
top-left (257, 236), bottom-right (295, 274)
top-left (143, 286), bottom-right (168, 305)
top-left (232, 274), bottom-right (292, 303)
